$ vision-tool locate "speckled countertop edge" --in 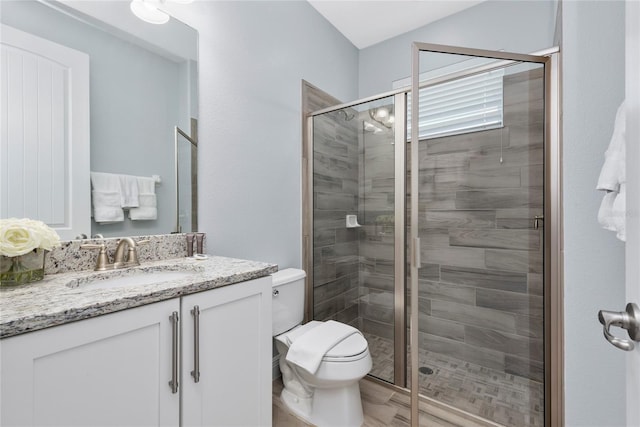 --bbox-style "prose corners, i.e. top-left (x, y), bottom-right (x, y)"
top-left (0, 256), bottom-right (278, 339)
